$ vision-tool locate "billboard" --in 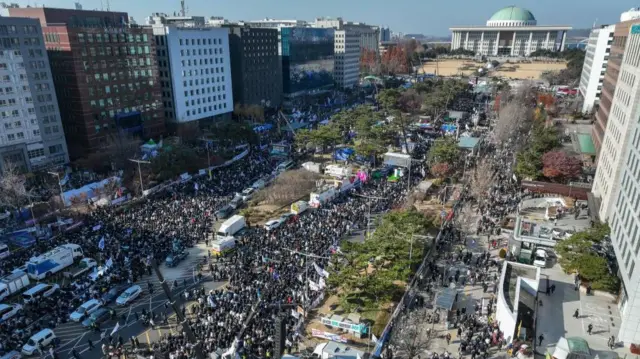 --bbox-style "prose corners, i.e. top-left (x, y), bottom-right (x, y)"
top-left (281, 27), bottom-right (334, 94)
